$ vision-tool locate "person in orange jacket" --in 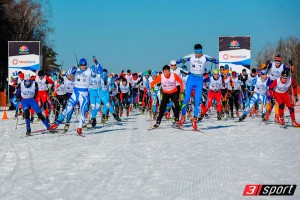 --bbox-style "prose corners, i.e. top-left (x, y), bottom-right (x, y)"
top-left (150, 65), bottom-right (184, 128)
